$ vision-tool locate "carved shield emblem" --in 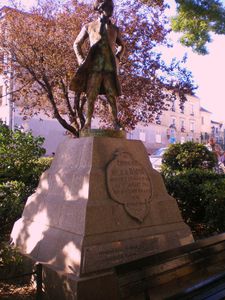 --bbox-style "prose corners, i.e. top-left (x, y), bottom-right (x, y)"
top-left (106, 151), bottom-right (152, 222)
